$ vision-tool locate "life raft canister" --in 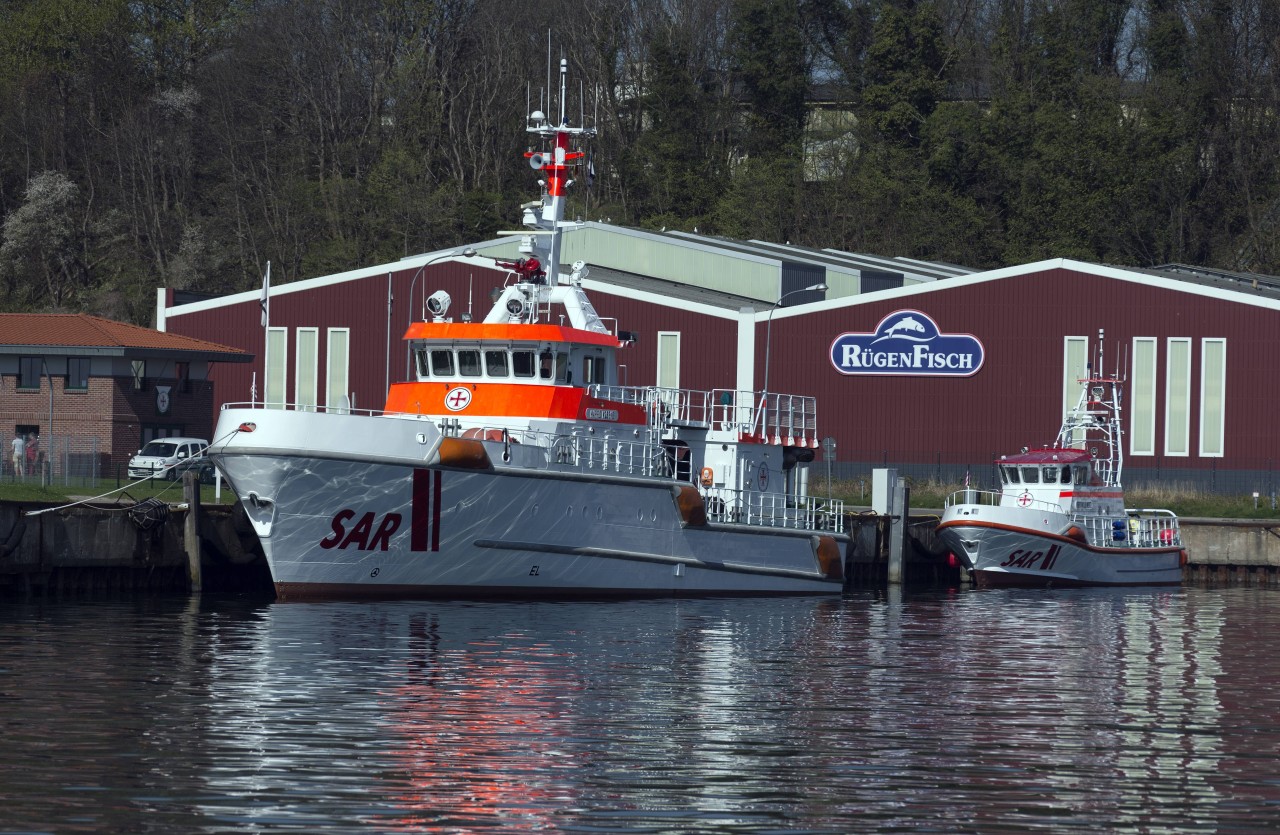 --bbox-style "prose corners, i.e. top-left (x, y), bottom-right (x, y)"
top-left (700, 467), bottom-right (714, 487)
